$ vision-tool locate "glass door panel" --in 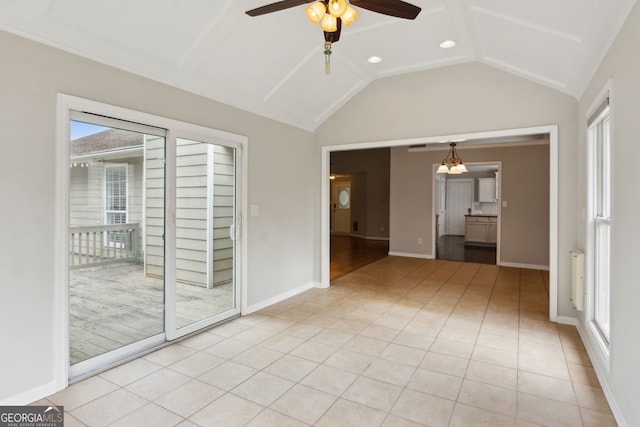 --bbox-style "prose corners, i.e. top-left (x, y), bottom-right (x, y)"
top-left (68, 119), bottom-right (166, 374)
top-left (174, 138), bottom-right (238, 333)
